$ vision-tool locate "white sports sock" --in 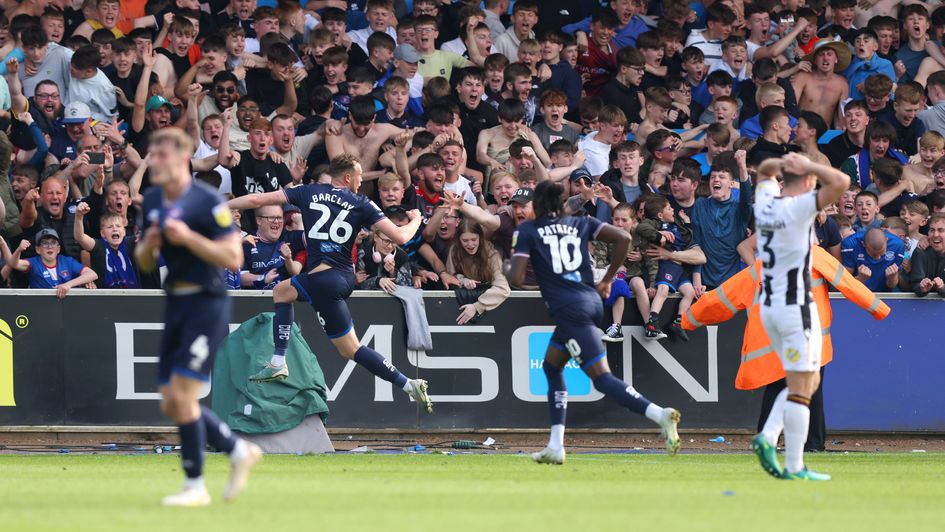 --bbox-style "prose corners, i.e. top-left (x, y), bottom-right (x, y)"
top-left (783, 401), bottom-right (810, 474)
top-left (270, 354), bottom-right (286, 367)
top-left (230, 439), bottom-right (248, 463)
top-left (402, 380), bottom-right (413, 393)
top-left (184, 476), bottom-right (205, 490)
top-left (549, 424), bottom-right (565, 450)
top-left (762, 389), bottom-right (788, 447)
top-left (644, 403), bottom-right (665, 424)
